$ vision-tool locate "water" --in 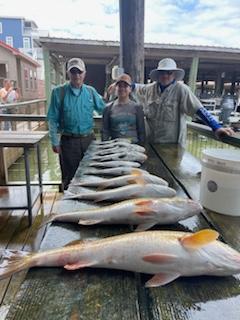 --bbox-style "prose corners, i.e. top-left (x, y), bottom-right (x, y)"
top-left (8, 137), bottom-right (61, 186)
